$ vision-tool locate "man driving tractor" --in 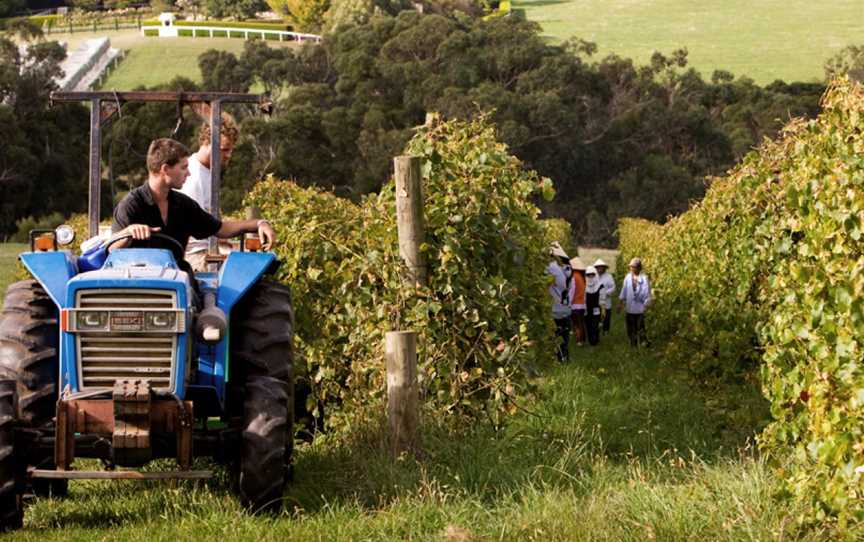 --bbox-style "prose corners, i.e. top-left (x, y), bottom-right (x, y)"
top-left (111, 137), bottom-right (276, 273)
